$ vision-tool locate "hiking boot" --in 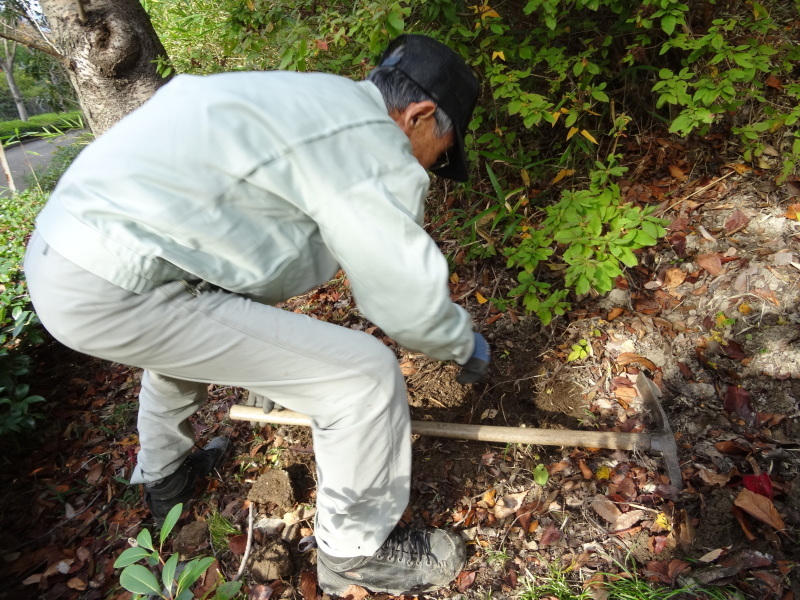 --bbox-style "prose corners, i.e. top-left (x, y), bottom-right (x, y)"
top-left (317, 525), bottom-right (467, 596)
top-left (143, 436), bottom-right (231, 526)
